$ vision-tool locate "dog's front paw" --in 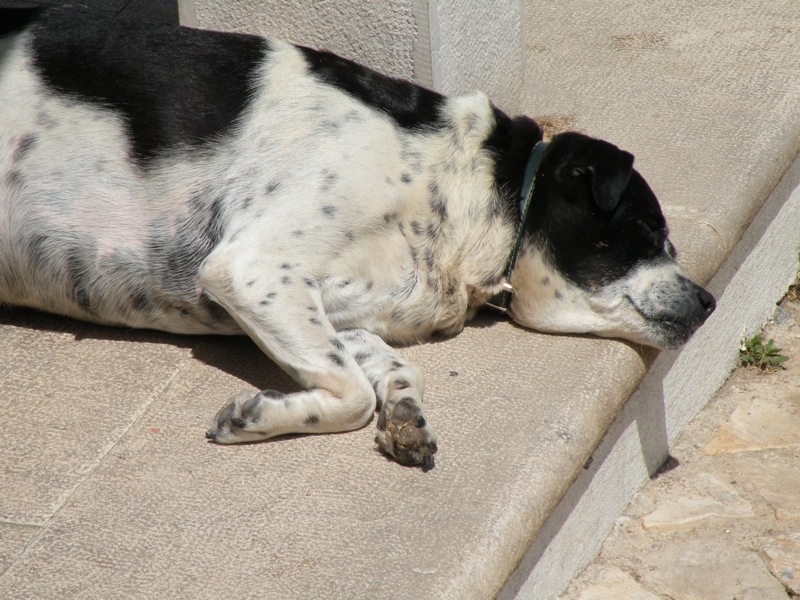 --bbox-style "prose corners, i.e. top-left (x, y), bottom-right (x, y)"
top-left (205, 390), bottom-right (277, 444)
top-left (375, 397), bottom-right (438, 470)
